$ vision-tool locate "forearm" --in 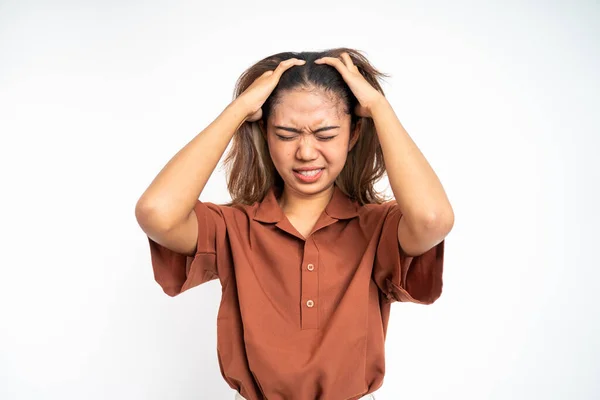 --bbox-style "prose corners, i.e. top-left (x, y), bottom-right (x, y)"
top-left (370, 98), bottom-right (452, 227)
top-left (136, 100), bottom-right (248, 230)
